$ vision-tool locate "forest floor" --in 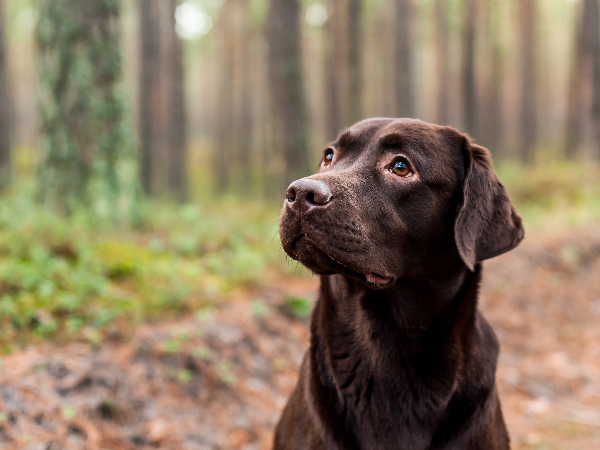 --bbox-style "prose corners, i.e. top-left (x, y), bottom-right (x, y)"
top-left (1, 225), bottom-right (600, 450)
